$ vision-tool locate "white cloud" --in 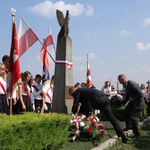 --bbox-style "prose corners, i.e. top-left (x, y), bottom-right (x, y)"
top-left (85, 5), bottom-right (94, 16)
top-left (136, 42), bottom-right (150, 51)
top-left (28, 0), bottom-right (94, 18)
top-left (142, 18), bottom-right (150, 26)
top-left (118, 30), bottom-right (131, 36)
